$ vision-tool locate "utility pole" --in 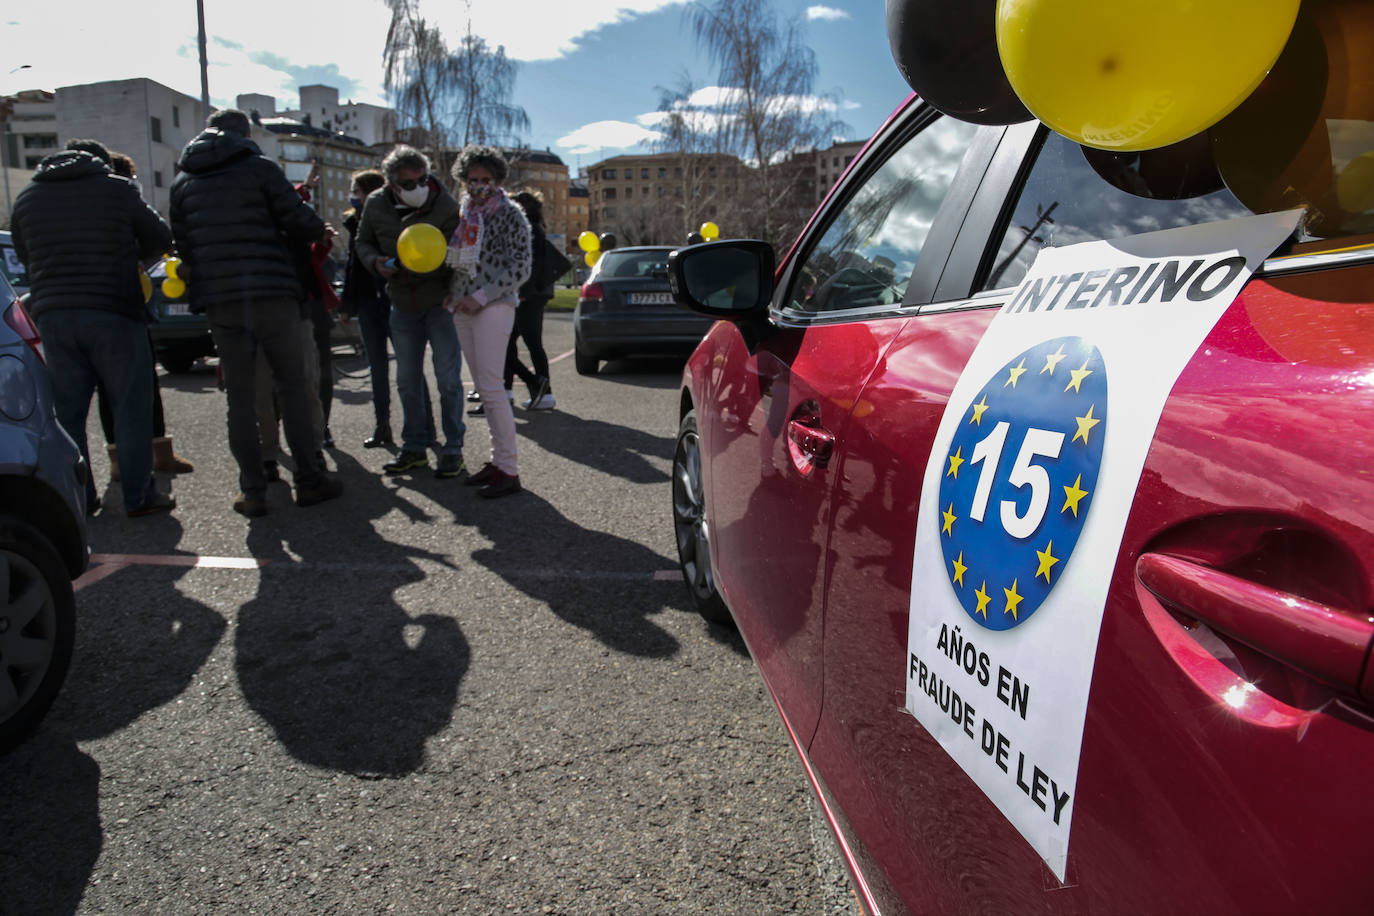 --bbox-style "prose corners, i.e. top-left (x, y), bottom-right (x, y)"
top-left (196, 0), bottom-right (211, 118)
